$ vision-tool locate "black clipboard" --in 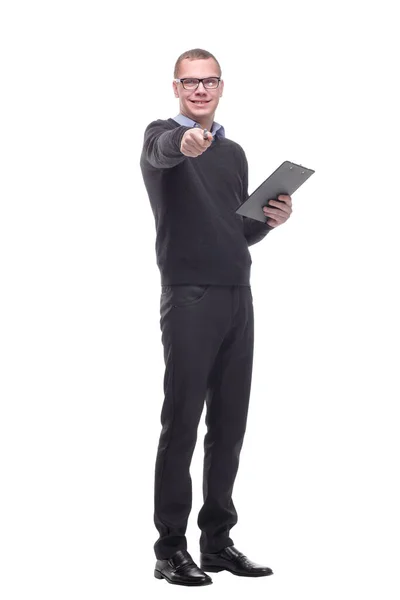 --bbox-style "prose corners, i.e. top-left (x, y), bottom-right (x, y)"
top-left (235, 160), bottom-right (315, 223)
